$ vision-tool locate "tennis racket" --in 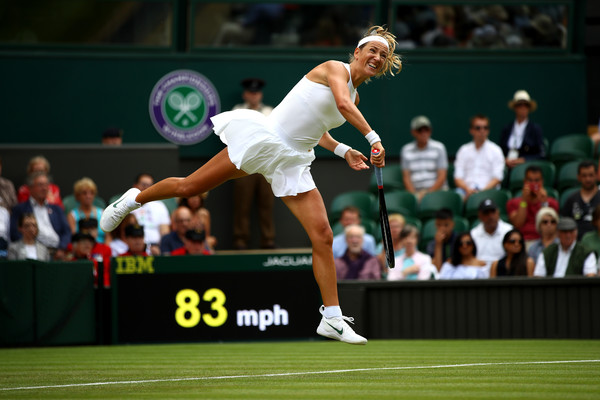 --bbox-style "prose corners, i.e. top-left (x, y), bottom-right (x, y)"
top-left (372, 149), bottom-right (395, 268)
